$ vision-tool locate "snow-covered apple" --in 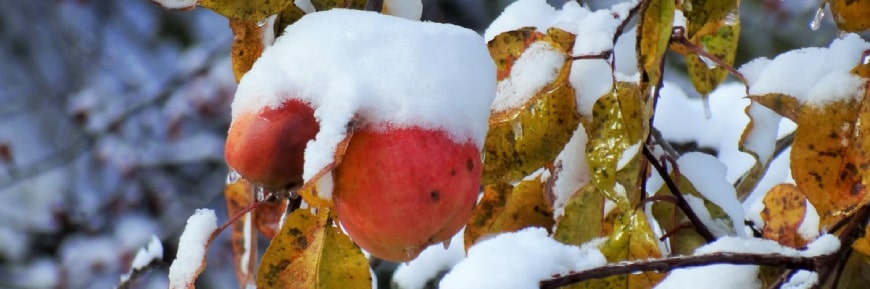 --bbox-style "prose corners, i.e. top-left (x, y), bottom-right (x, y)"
top-left (333, 126), bottom-right (481, 261)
